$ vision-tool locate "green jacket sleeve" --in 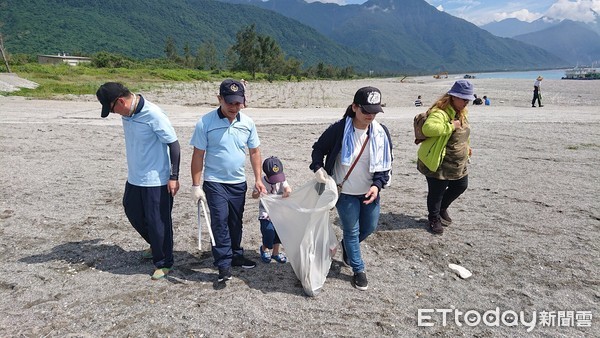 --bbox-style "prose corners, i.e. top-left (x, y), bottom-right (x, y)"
top-left (422, 108), bottom-right (453, 137)
top-left (417, 107), bottom-right (454, 172)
